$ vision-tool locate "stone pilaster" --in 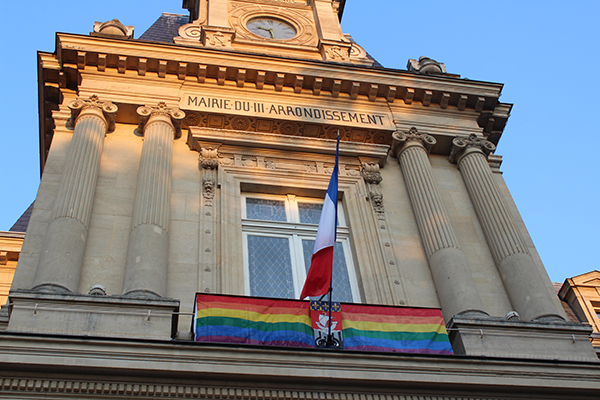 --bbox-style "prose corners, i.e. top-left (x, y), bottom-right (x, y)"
top-left (33, 95), bottom-right (117, 293)
top-left (449, 134), bottom-right (563, 321)
top-left (360, 162), bottom-right (406, 306)
top-left (123, 103), bottom-right (184, 298)
top-left (393, 127), bottom-right (488, 320)
top-left (198, 145), bottom-right (220, 294)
